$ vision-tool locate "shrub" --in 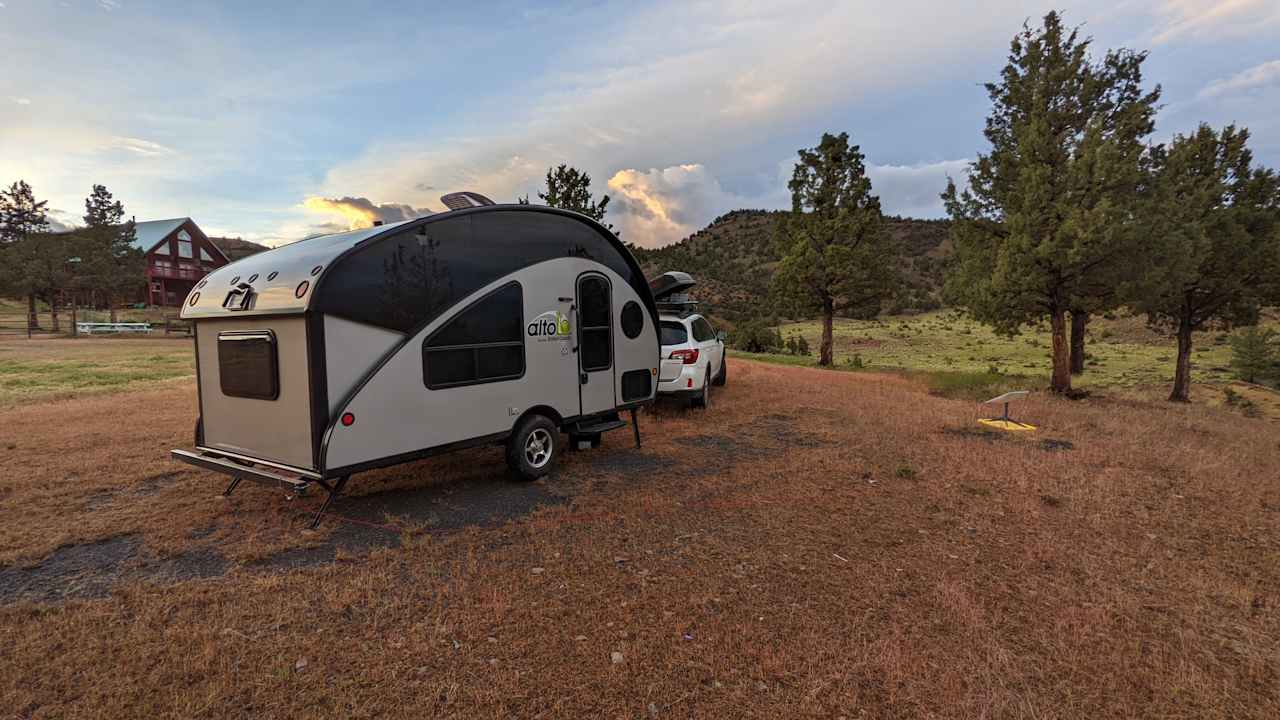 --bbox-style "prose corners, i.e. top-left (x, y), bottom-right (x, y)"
top-left (732, 319), bottom-right (783, 353)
